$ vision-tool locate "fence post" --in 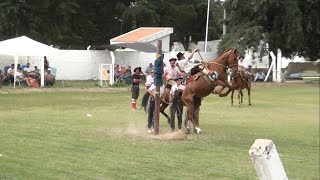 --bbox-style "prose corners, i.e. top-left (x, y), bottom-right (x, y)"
top-left (249, 139), bottom-right (288, 180)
